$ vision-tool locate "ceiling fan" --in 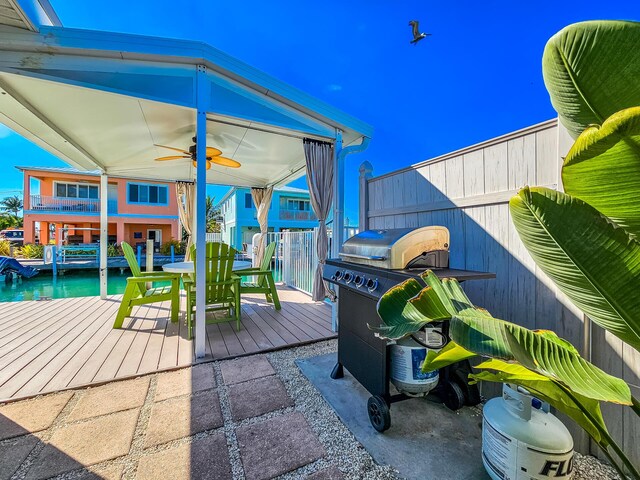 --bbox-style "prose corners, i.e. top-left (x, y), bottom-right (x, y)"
top-left (153, 137), bottom-right (241, 169)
